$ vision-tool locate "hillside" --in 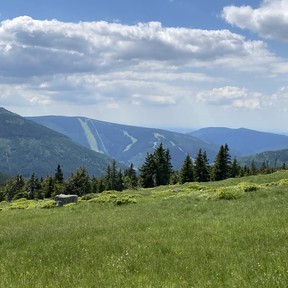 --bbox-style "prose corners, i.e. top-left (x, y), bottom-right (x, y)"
top-left (190, 127), bottom-right (288, 156)
top-left (27, 116), bottom-right (220, 169)
top-left (0, 108), bottom-right (119, 178)
top-left (239, 149), bottom-right (288, 168)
